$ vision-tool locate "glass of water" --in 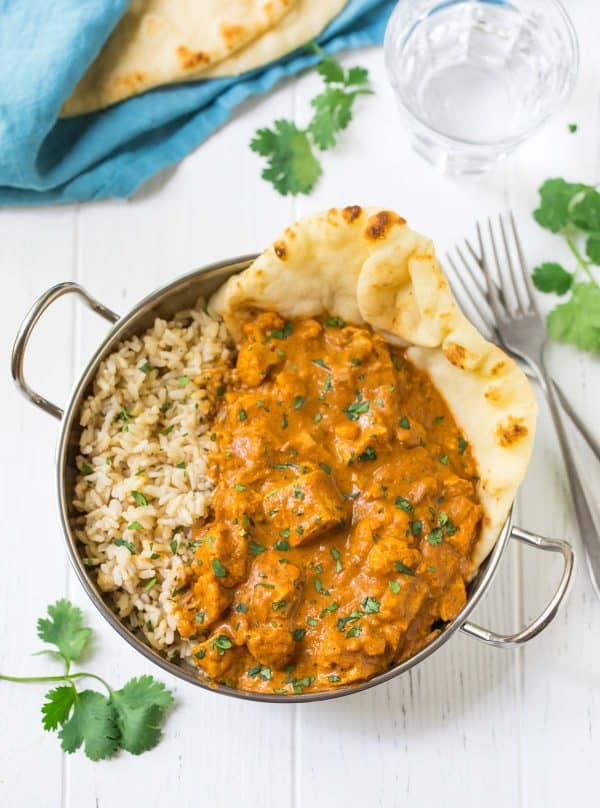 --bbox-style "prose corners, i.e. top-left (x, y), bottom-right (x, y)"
top-left (384, 0), bottom-right (579, 174)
